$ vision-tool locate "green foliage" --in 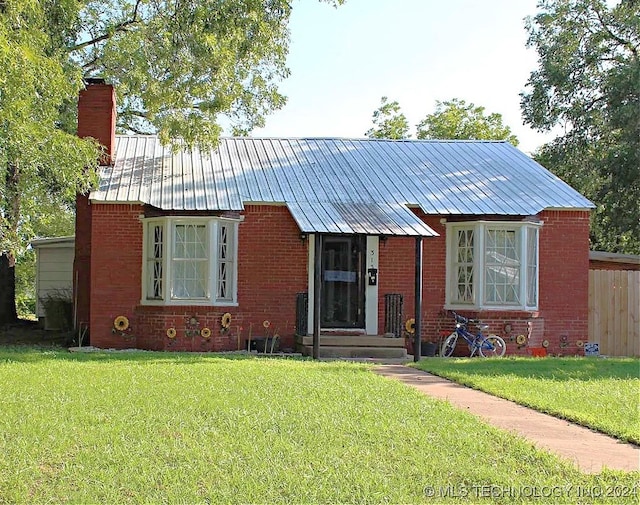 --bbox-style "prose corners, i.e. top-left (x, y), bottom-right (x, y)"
top-left (0, 354), bottom-right (636, 503)
top-left (413, 357), bottom-right (640, 444)
top-left (15, 249), bottom-right (36, 319)
top-left (0, 0), bottom-right (99, 255)
top-left (521, 0), bottom-right (640, 254)
top-left (365, 96), bottom-right (410, 139)
top-left (416, 98), bottom-right (519, 146)
top-left (71, 0), bottom-right (343, 149)
top-left (365, 96), bottom-right (518, 144)
top-left (40, 290), bottom-right (73, 330)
